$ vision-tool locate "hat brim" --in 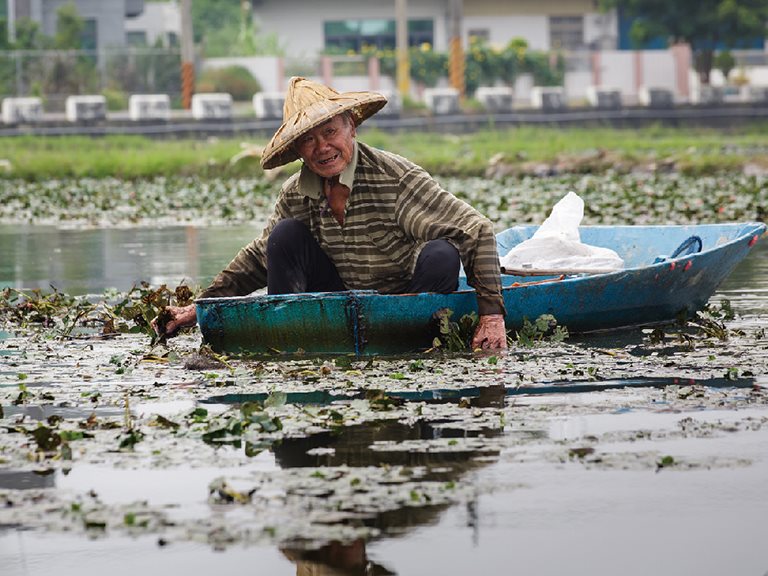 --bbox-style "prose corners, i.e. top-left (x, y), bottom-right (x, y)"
top-left (260, 91), bottom-right (387, 170)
